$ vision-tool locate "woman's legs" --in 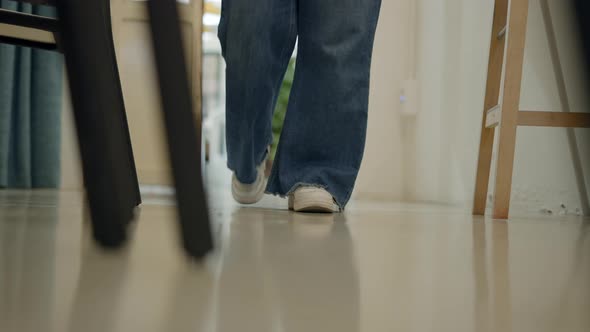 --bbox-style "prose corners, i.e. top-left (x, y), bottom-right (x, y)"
top-left (266, 0), bottom-right (382, 209)
top-left (219, 0), bottom-right (298, 184)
